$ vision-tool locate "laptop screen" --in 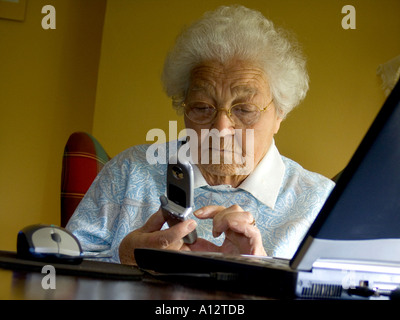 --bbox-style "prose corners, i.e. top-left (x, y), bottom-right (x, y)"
top-left (292, 80), bottom-right (400, 270)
